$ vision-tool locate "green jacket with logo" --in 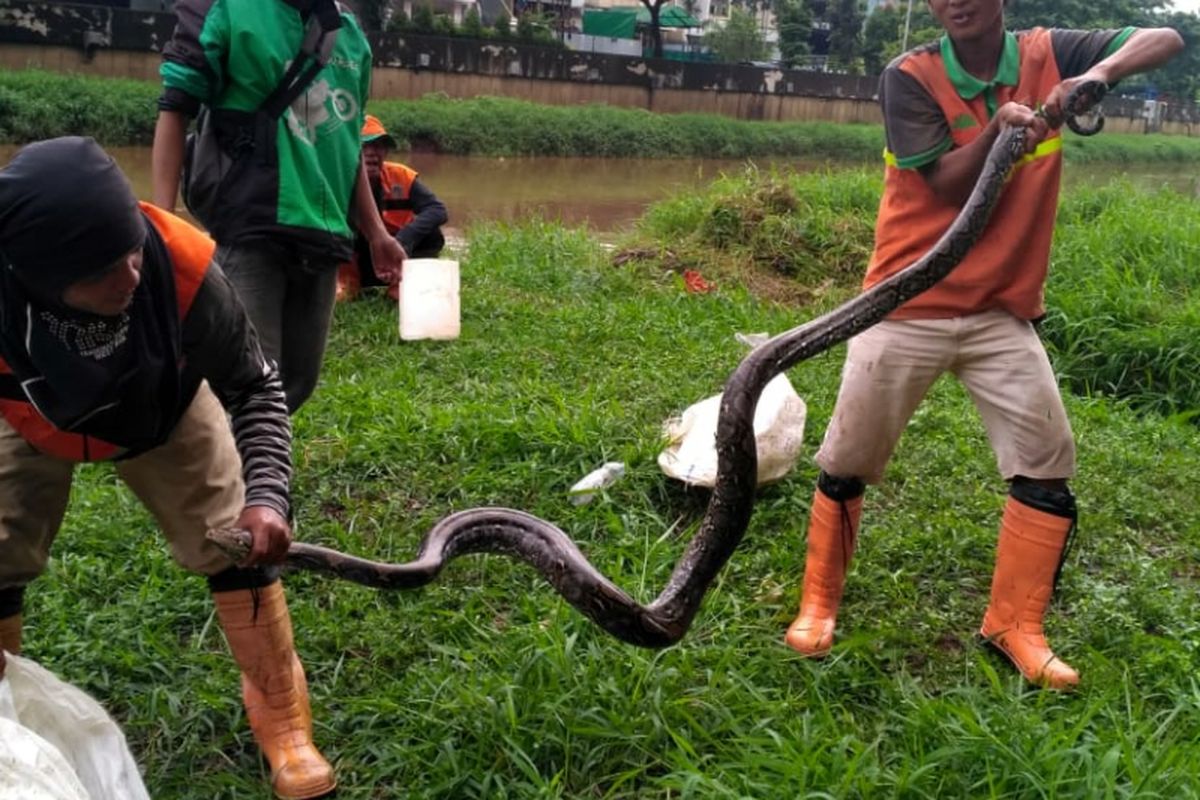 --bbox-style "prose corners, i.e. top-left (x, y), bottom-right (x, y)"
top-left (160, 0), bottom-right (372, 259)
